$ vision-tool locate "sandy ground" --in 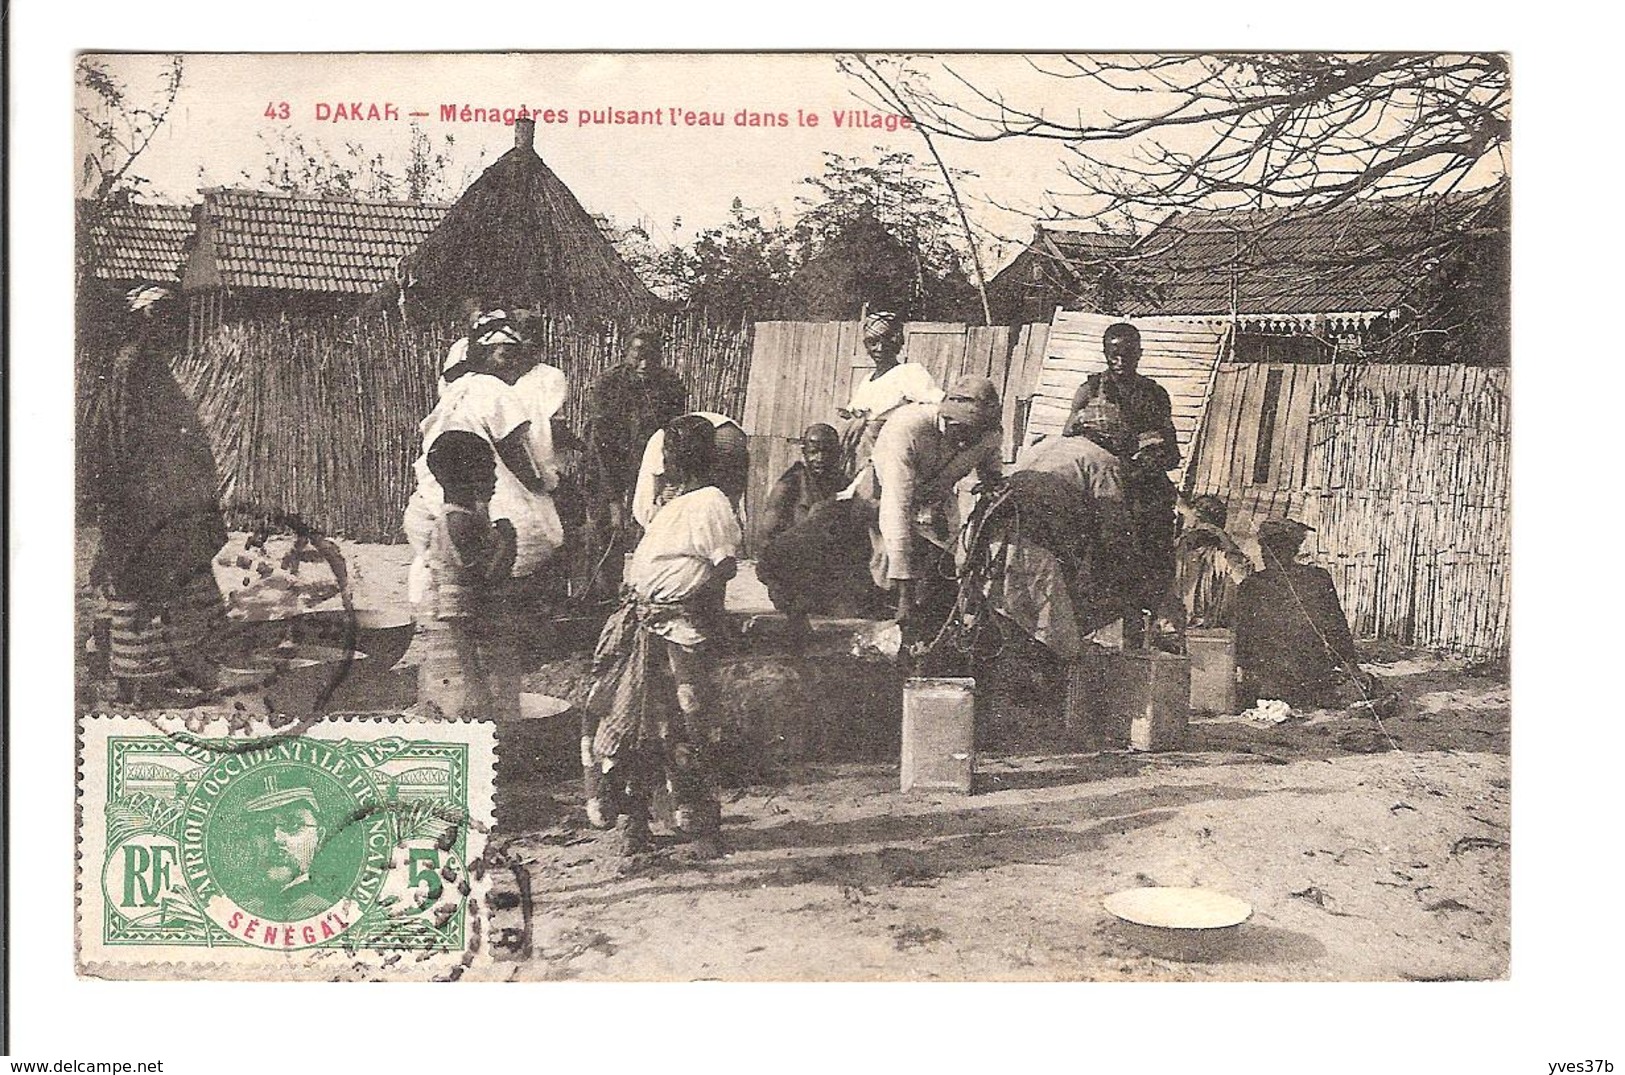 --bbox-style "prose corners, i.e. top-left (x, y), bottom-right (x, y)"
top-left (80, 535), bottom-right (1510, 981)
top-left (482, 646), bottom-right (1509, 983)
